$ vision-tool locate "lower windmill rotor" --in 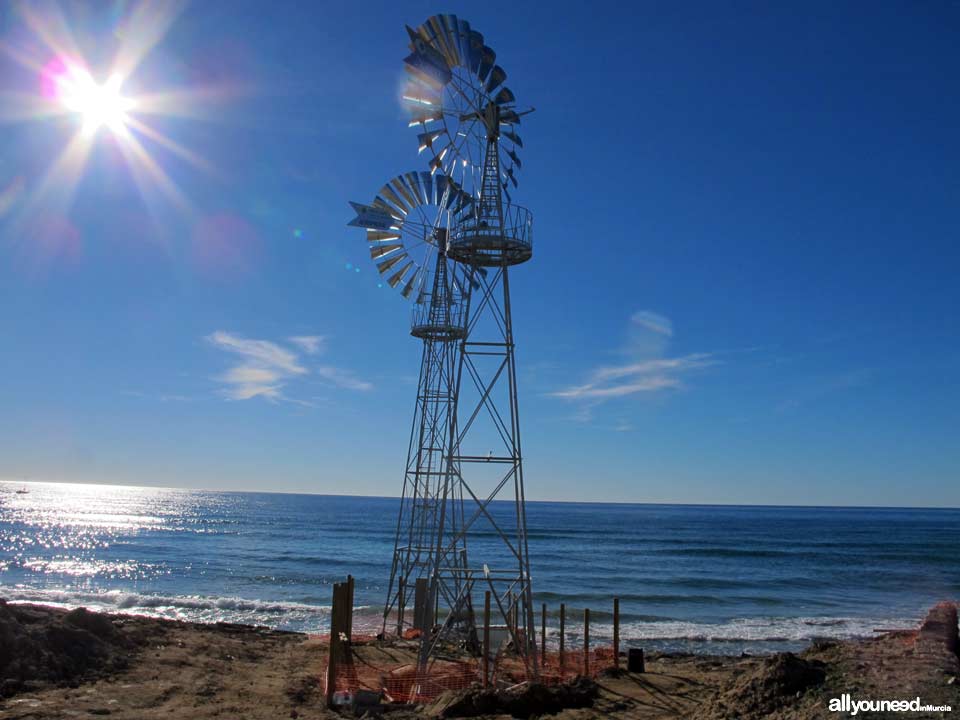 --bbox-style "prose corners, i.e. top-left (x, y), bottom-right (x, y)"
top-left (349, 171), bottom-right (474, 299)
